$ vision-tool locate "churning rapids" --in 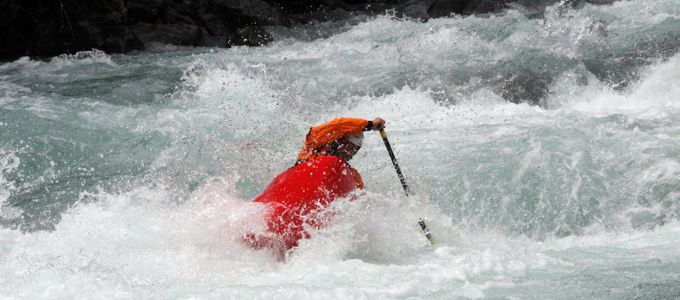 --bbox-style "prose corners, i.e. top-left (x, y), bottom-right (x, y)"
top-left (1, 0), bottom-right (679, 298)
